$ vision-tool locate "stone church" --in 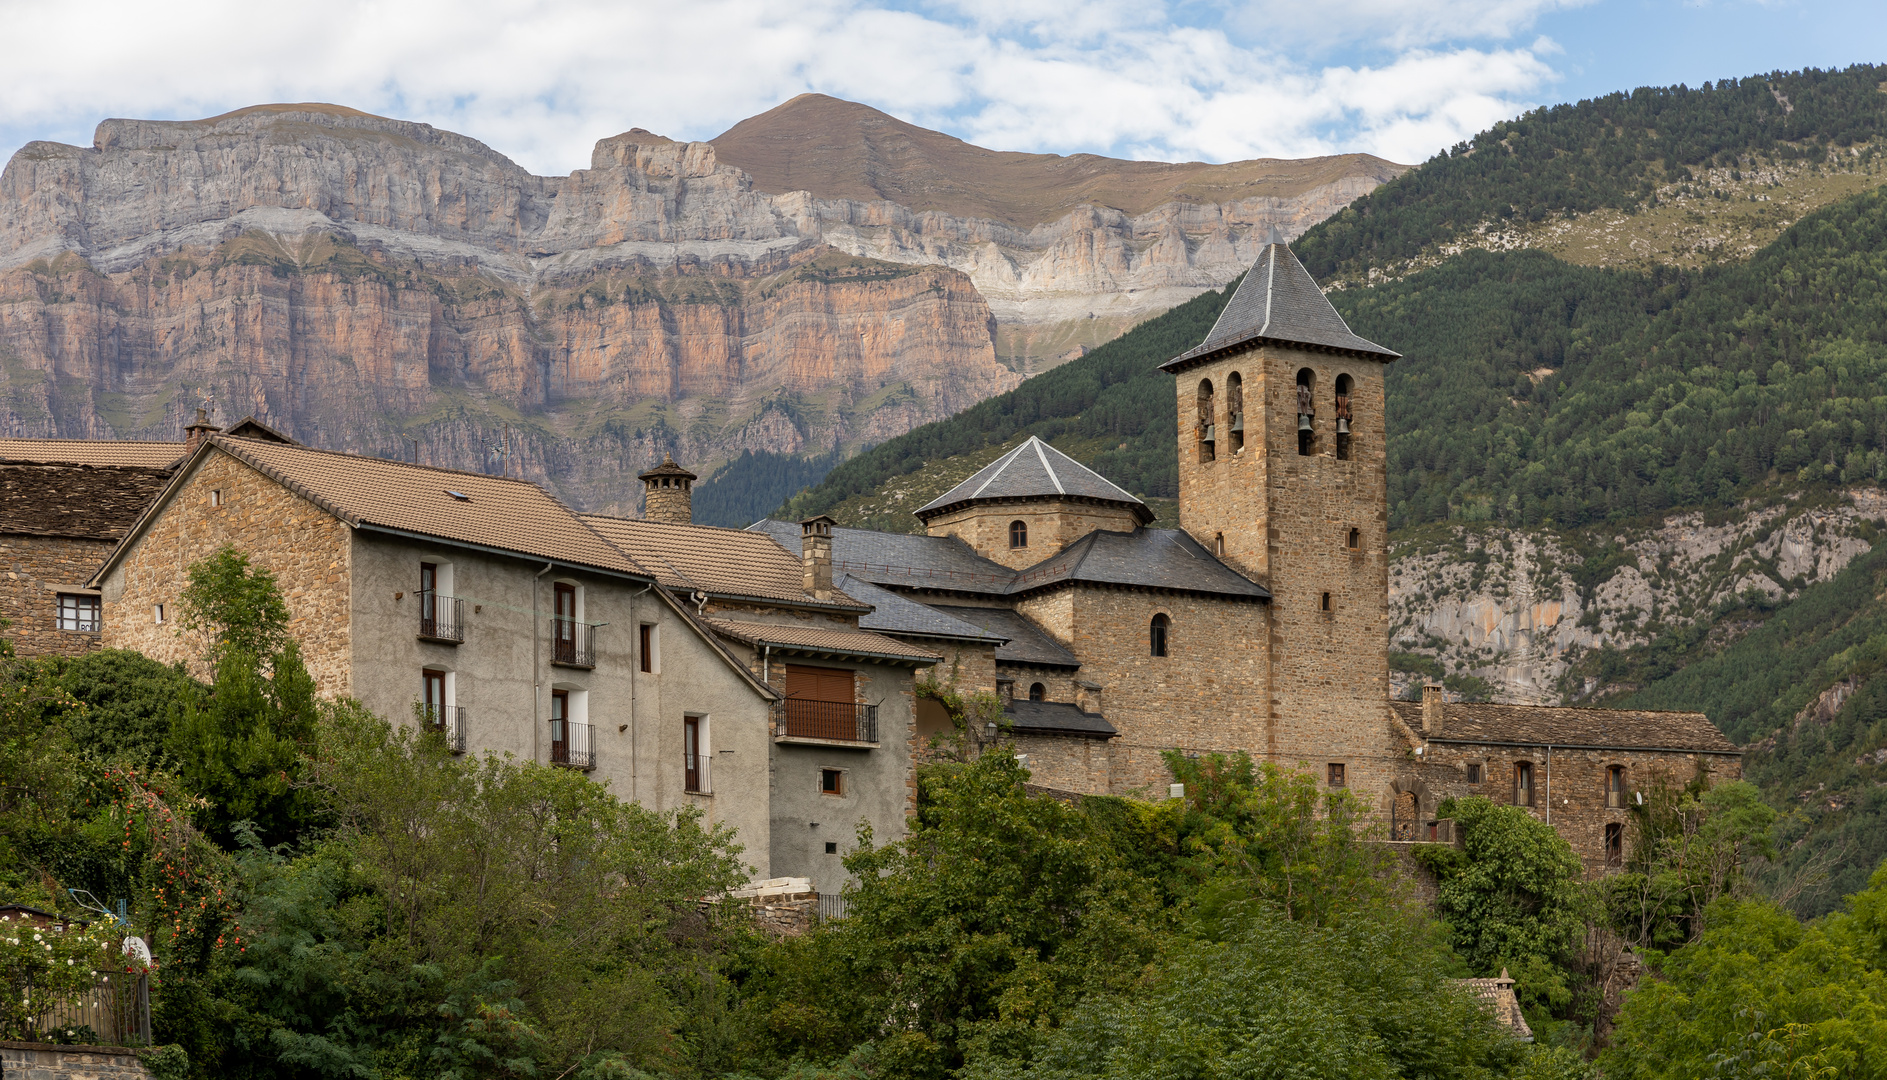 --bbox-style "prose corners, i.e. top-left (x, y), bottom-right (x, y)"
top-left (747, 243), bottom-right (1741, 874)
